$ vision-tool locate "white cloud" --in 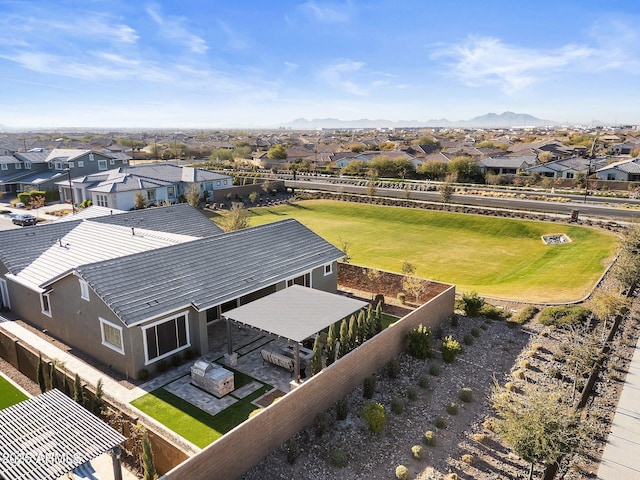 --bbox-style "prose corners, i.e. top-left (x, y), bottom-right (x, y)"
top-left (320, 60), bottom-right (368, 95)
top-left (433, 36), bottom-right (595, 93)
top-left (146, 4), bottom-right (208, 54)
top-left (299, 1), bottom-right (352, 23)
